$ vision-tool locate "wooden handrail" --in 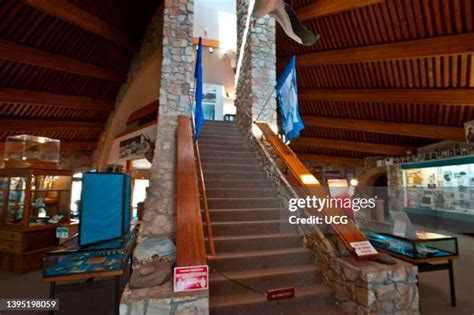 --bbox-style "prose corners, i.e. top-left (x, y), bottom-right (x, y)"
top-left (176, 116), bottom-right (207, 266)
top-left (195, 141), bottom-right (216, 258)
top-left (255, 122), bottom-right (378, 260)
